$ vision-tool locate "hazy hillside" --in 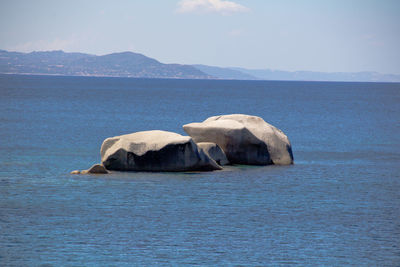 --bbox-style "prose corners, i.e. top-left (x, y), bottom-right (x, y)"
top-left (230, 67), bottom-right (400, 83)
top-left (193, 64), bottom-right (257, 80)
top-left (0, 50), bottom-right (211, 79)
top-left (191, 64), bottom-right (400, 82)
